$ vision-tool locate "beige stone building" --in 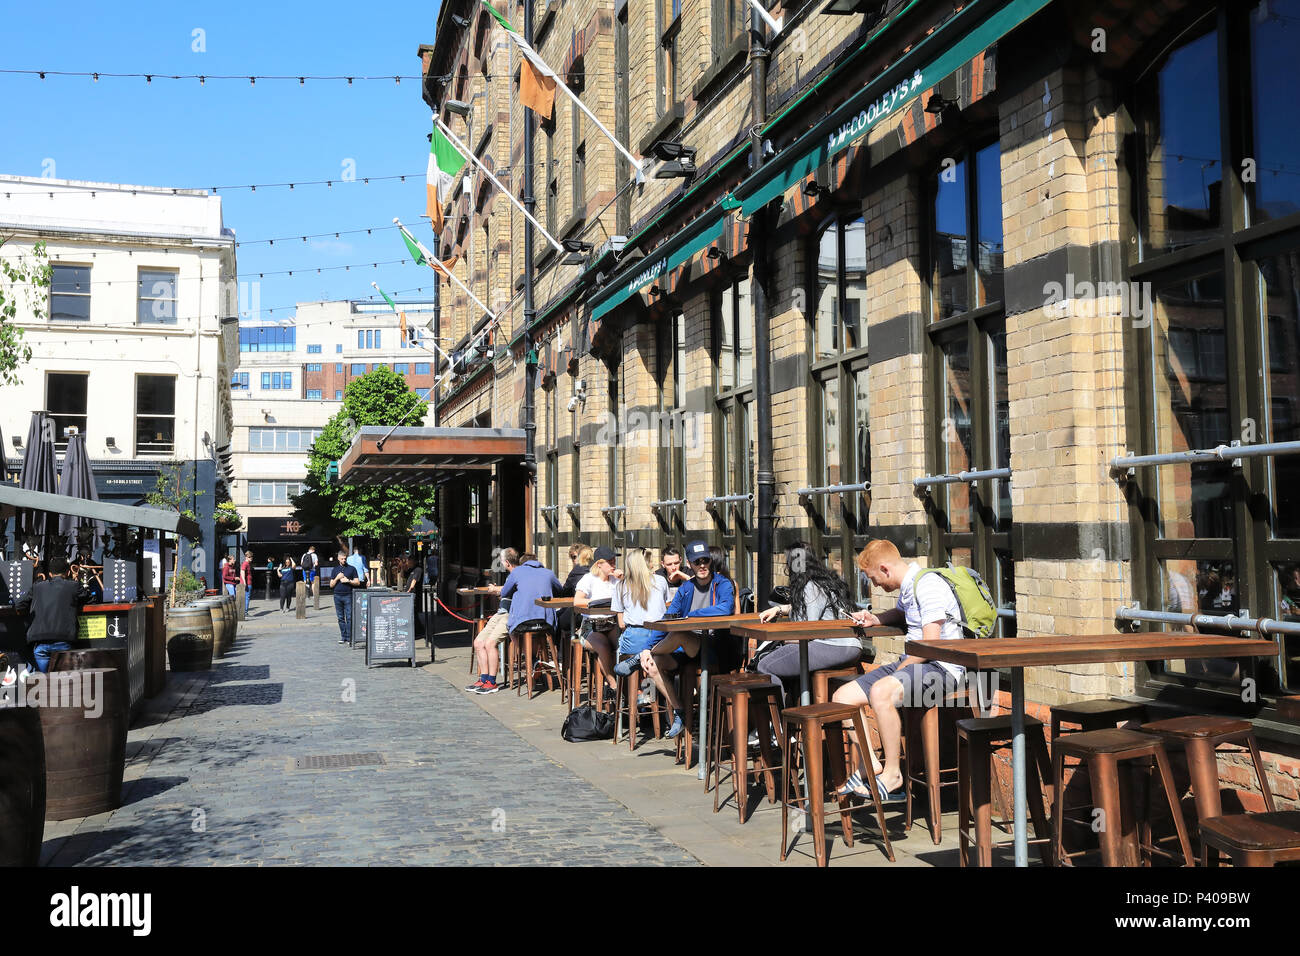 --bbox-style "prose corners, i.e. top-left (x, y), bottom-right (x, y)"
top-left (417, 0), bottom-right (1300, 803)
